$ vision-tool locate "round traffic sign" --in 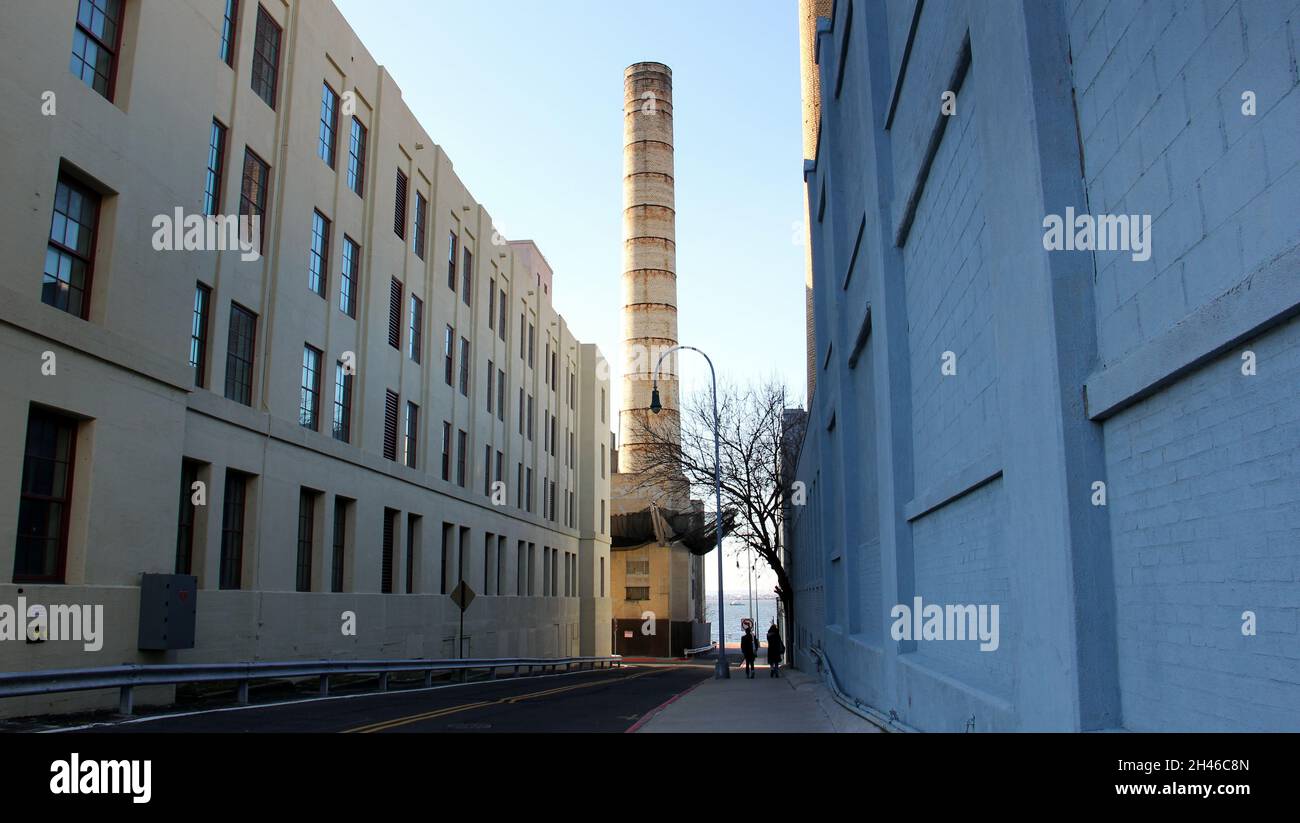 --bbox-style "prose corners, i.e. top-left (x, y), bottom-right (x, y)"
top-left (740, 617), bottom-right (754, 631)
